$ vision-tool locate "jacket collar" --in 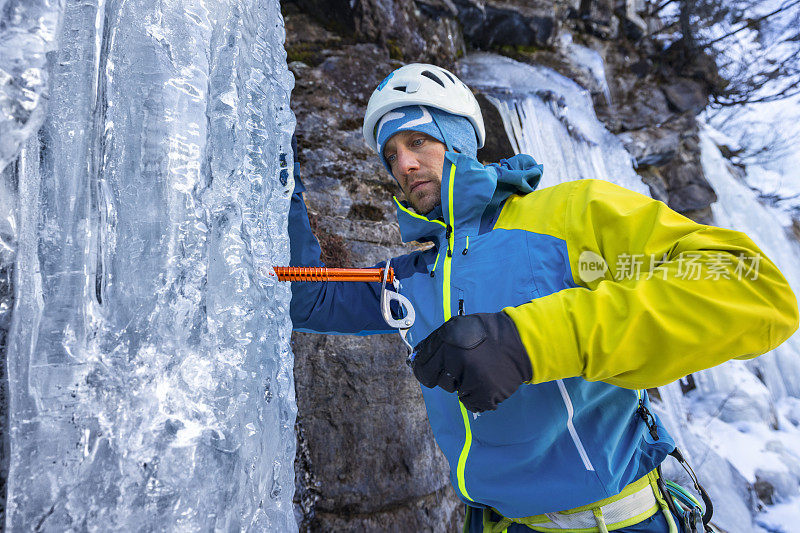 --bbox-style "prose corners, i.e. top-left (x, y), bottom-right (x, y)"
top-left (394, 153), bottom-right (543, 243)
